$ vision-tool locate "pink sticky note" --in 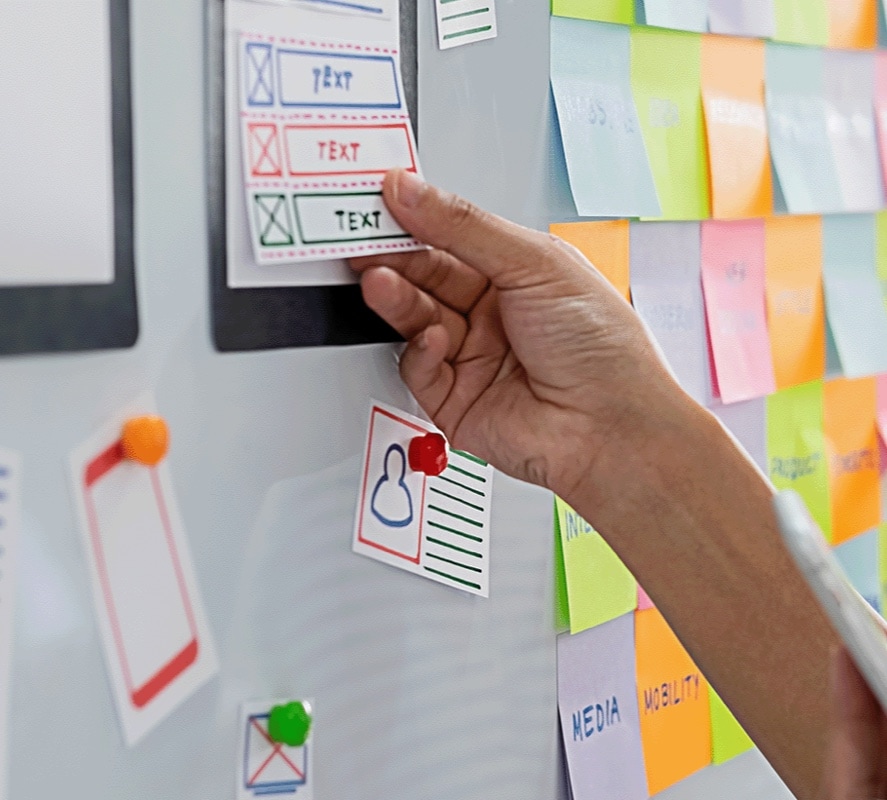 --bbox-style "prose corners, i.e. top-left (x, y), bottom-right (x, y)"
top-left (876, 374), bottom-right (887, 444)
top-left (637, 585), bottom-right (655, 611)
top-left (701, 221), bottom-right (776, 404)
top-left (875, 53), bottom-right (887, 192)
